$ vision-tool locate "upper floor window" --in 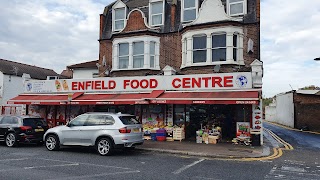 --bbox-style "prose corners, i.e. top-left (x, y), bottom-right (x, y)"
top-left (182, 0), bottom-right (198, 22)
top-left (112, 36), bottom-right (161, 71)
top-left (193, 35), bottom-right (207, 63)
top-left (227, 0), bottom-right (247, 16)
top-left (181, 27), bottom-right (244, 69)
top-left (149, 0), bottom-right (164, 26)
top-left (113, 8), bottom-right (126, 31)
